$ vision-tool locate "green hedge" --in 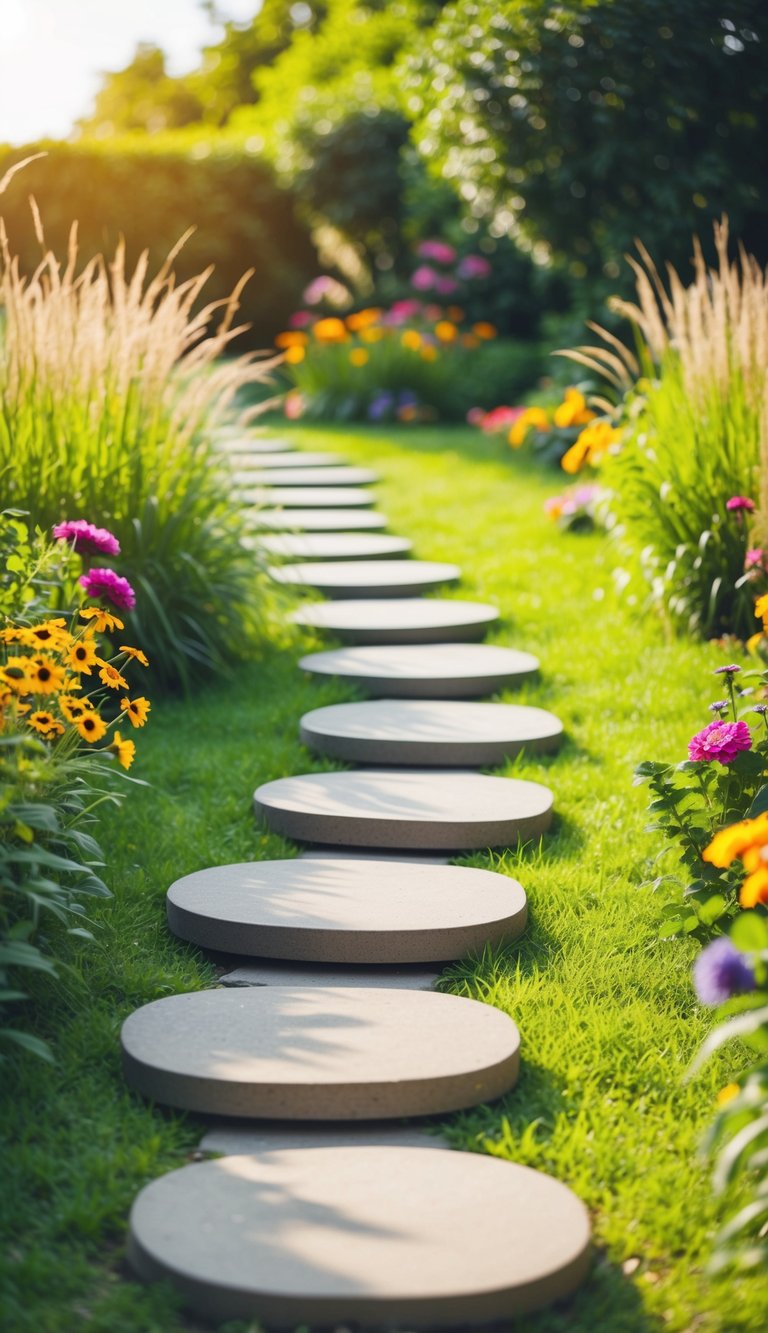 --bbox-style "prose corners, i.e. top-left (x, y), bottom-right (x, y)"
top-left (0, 135), bottom-right (317, 346)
